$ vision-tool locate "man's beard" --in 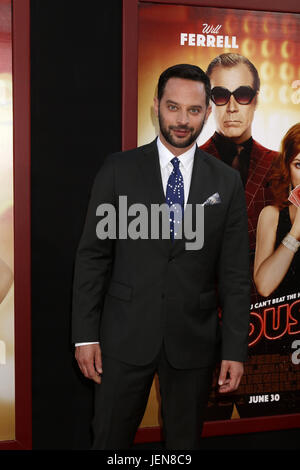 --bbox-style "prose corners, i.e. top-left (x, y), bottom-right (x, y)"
top-left (158, 110), bottom-right (205, 149)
